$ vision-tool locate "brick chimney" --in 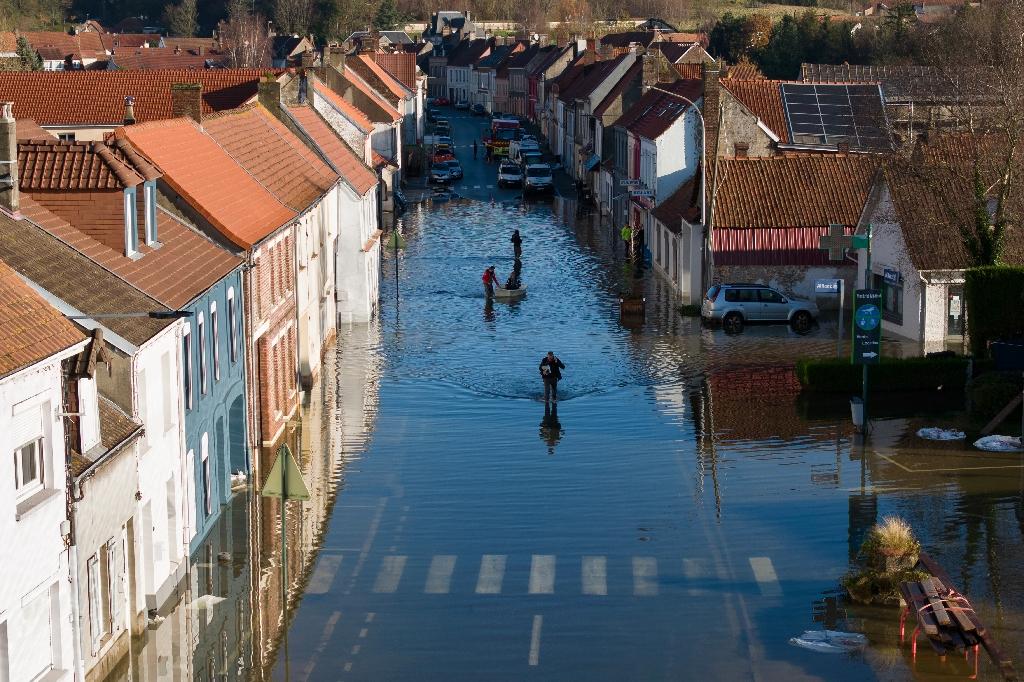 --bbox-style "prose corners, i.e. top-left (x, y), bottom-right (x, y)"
top-left (171, 82), bottom-right (203, 123)
top-left (734, 142), bottom-right (749, 158)
top-left (258, 76), bottom-right (282, 117)
top-left (123, 95), bottom-right (136, 125)
top-left (198, 45), bottom-right (205, 56)
top-left (0, 103), bottom-right (19, 216)
top-left (641, 52), bottom-right (659, 92)
top-left (300, 49), bottom-right (314, 68)
top-left (836, 140), bottom-right (850, 154)
top-left (701, 59), bottom-right (722, 158)
top-left (326, 43), bottom-right (346, 71)
top-left (598, 41), bottom-right (614, 60)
